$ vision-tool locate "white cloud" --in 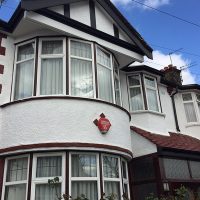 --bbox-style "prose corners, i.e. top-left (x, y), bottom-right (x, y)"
top-left (111, 0), bottom-right (170, 9)
top-left (133, 50), bottom-right (196, 85)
